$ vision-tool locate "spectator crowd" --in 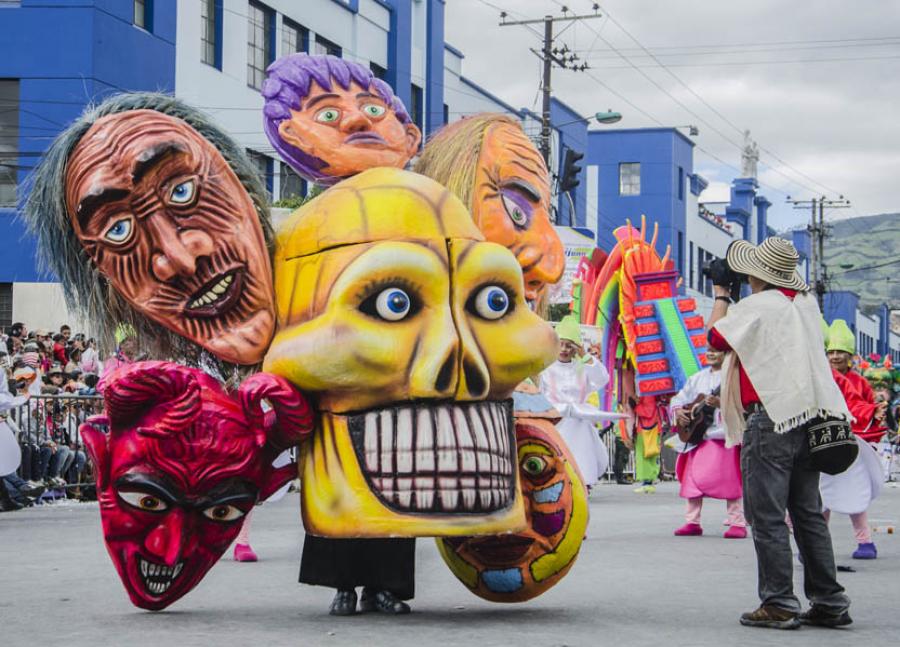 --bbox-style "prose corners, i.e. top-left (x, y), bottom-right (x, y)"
top-left (1, 322), bottom-right (106, 511)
